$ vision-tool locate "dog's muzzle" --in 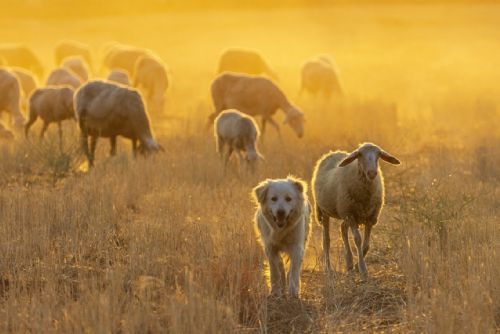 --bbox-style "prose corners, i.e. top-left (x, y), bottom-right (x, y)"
top-left (274, 209), bottom-right (287, 228)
